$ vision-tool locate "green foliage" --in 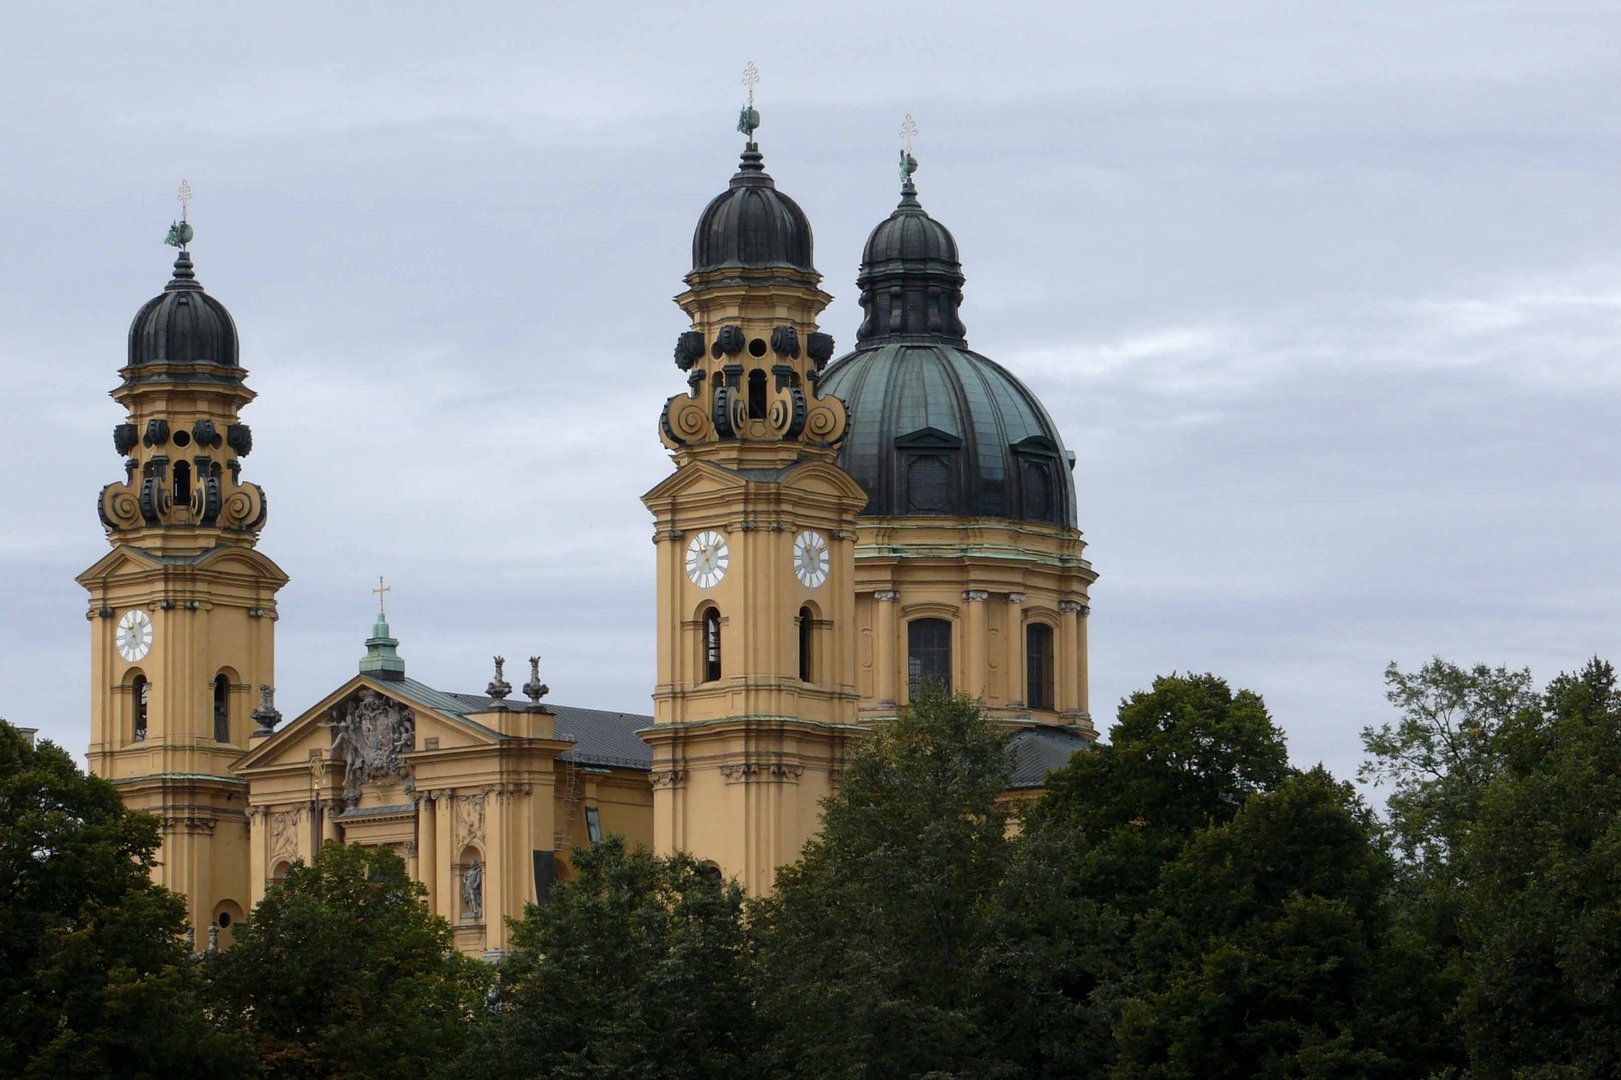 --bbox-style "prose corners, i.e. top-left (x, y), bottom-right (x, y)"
top-left (0, 720), bottom-right (247, 1079)
top-left (1115, 770), bottom-right (1401, 1078)
top-left (206, 840), bottom-right (488, 1080)
top-left (751, 685), bottom-right (1024, 1079)
top-left (1449, 659), bottom-right (1621, 1078)
top-left (1359, 658), bottom-right (1538, 869)
top-left (1029, 672), bottom-right (1293, 910)
top-left (464, 837), bottom-right (754, 1080)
